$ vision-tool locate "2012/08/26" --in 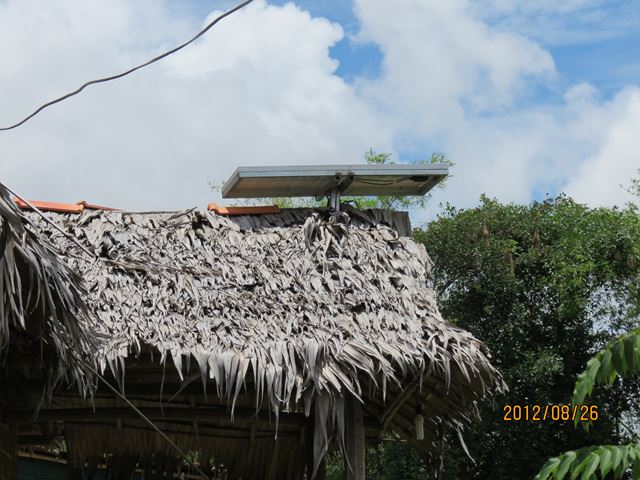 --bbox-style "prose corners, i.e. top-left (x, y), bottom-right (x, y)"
top-left (503, 404), bottom-right (599, 422)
